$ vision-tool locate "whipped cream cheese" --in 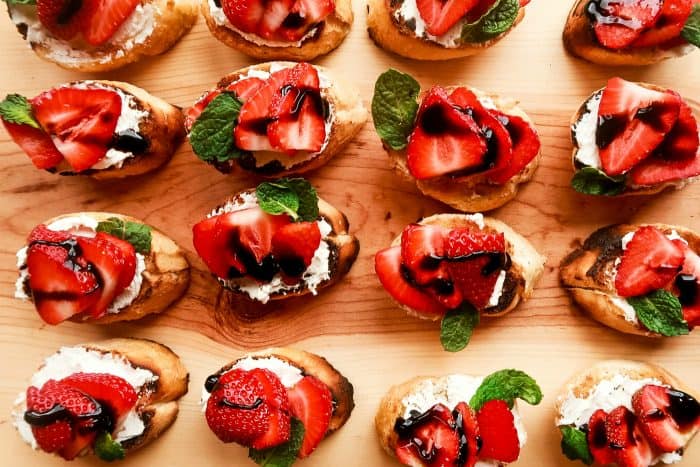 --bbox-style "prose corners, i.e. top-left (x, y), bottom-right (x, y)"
top-left (573, 91), bottom-right (603, 169)
top-left (394, 0), bottom-right (466, 47)
top-left (13, 346), bottom-right (158, 448)
top-left (14, 215), bottom-right (147, 314)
